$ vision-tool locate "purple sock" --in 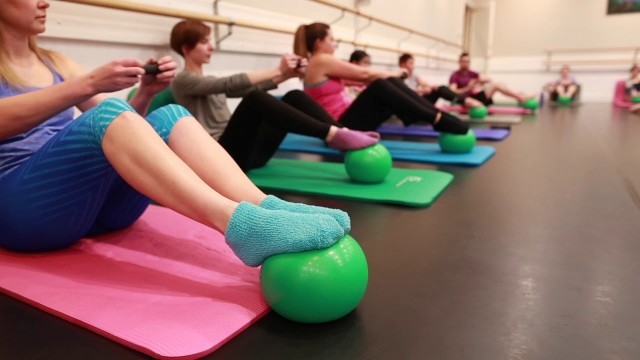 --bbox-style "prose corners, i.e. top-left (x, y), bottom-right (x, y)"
top-left (364, 131), bottom-right (381, 140)
top-left (327, 129), bottom-right (379, 150)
